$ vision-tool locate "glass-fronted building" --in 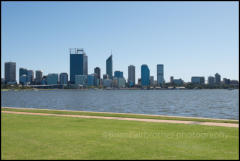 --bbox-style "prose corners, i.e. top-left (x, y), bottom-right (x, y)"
top-left (27, 70), bottom-right (34, 84)
top-left (106, 55), bottom-right (113, 79)
top-left (70, 48), bottom-right (88, 84)
top-left (114, 71), bottom-right (123, 78)
top-left (35, 70), bottom-right (43, 85)
top-left (87, 74), bottom-right (95, 86)
top-left (215, 73), bottom-right (221, 84)
top-left (191, 76), bottom-right (205, 84)
top-left (19, 68), bottom-right (28, 84)
top-left (157, 64), bottom-right (164, 86)
top-left (47, 73), bottom-right (58, 85)
top-left (5, 62), bottom-right (16, 84)
top-left (128, 65), bottom-right (135, 87)
top-left (60, 73), bottom-right (68, 85)
top-left (75, 75), bottom-right (87, 85)
top-left (141, 64), bottom-right (150, 87)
